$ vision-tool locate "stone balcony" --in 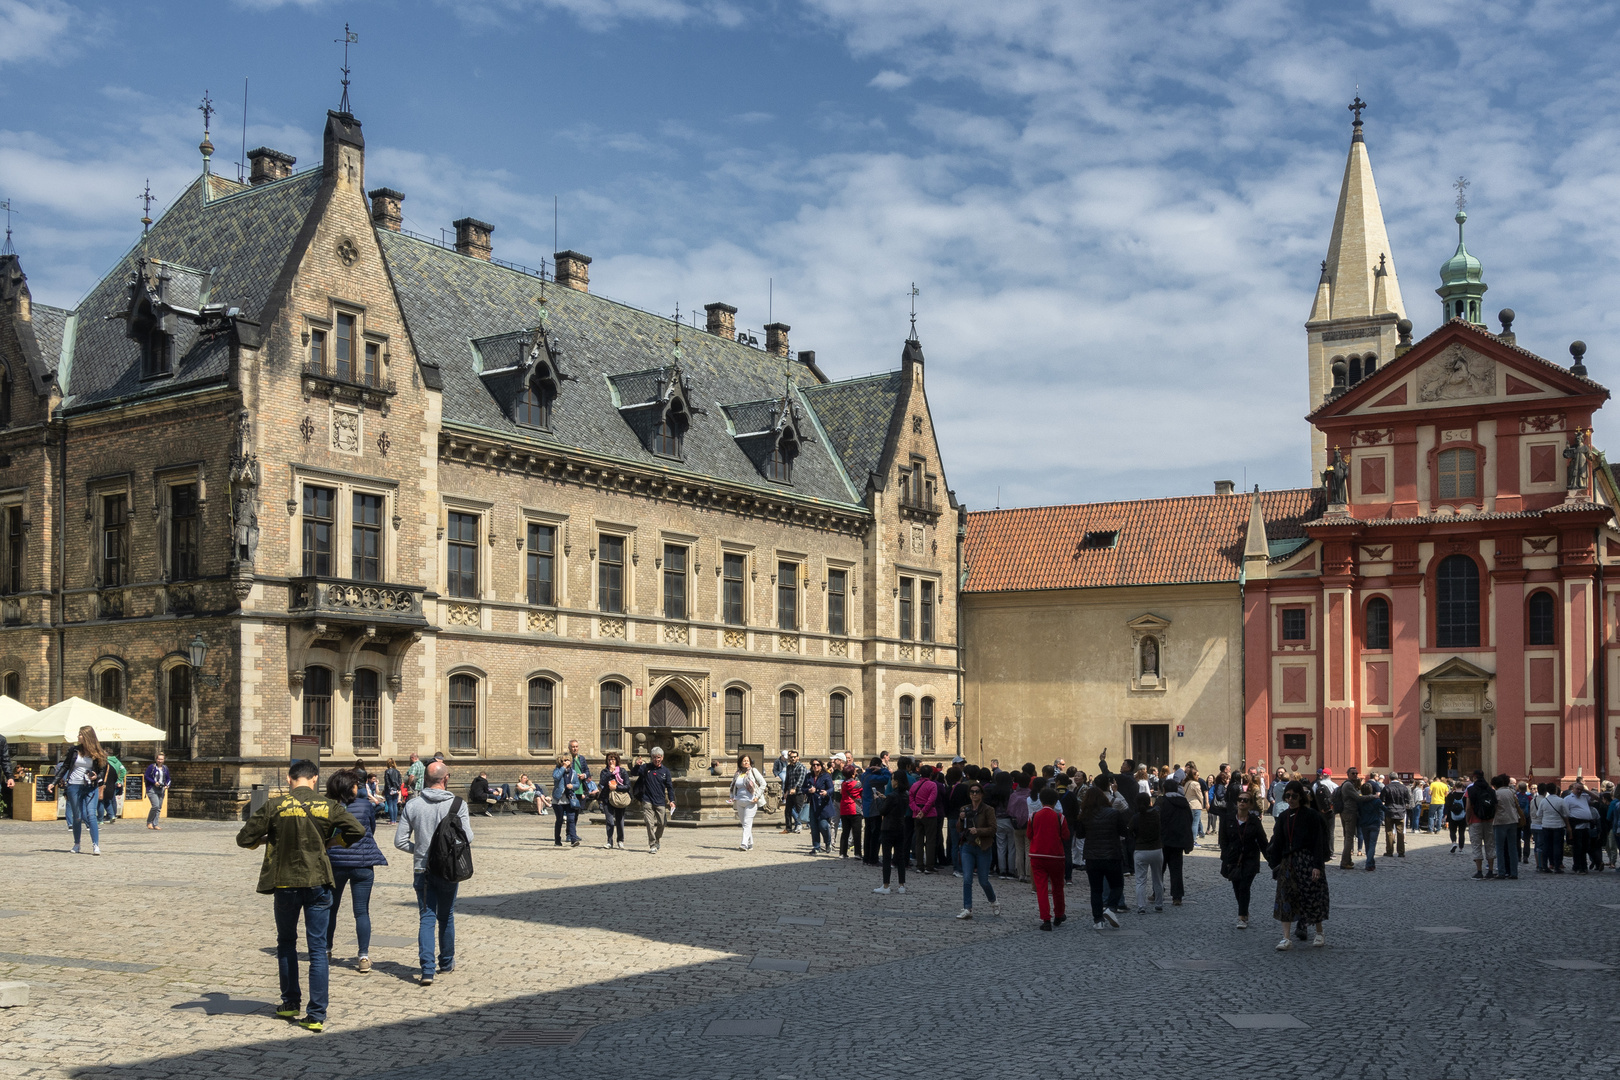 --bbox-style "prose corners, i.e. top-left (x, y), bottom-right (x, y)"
top-left (287, 577), bottom-right (430, 630)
